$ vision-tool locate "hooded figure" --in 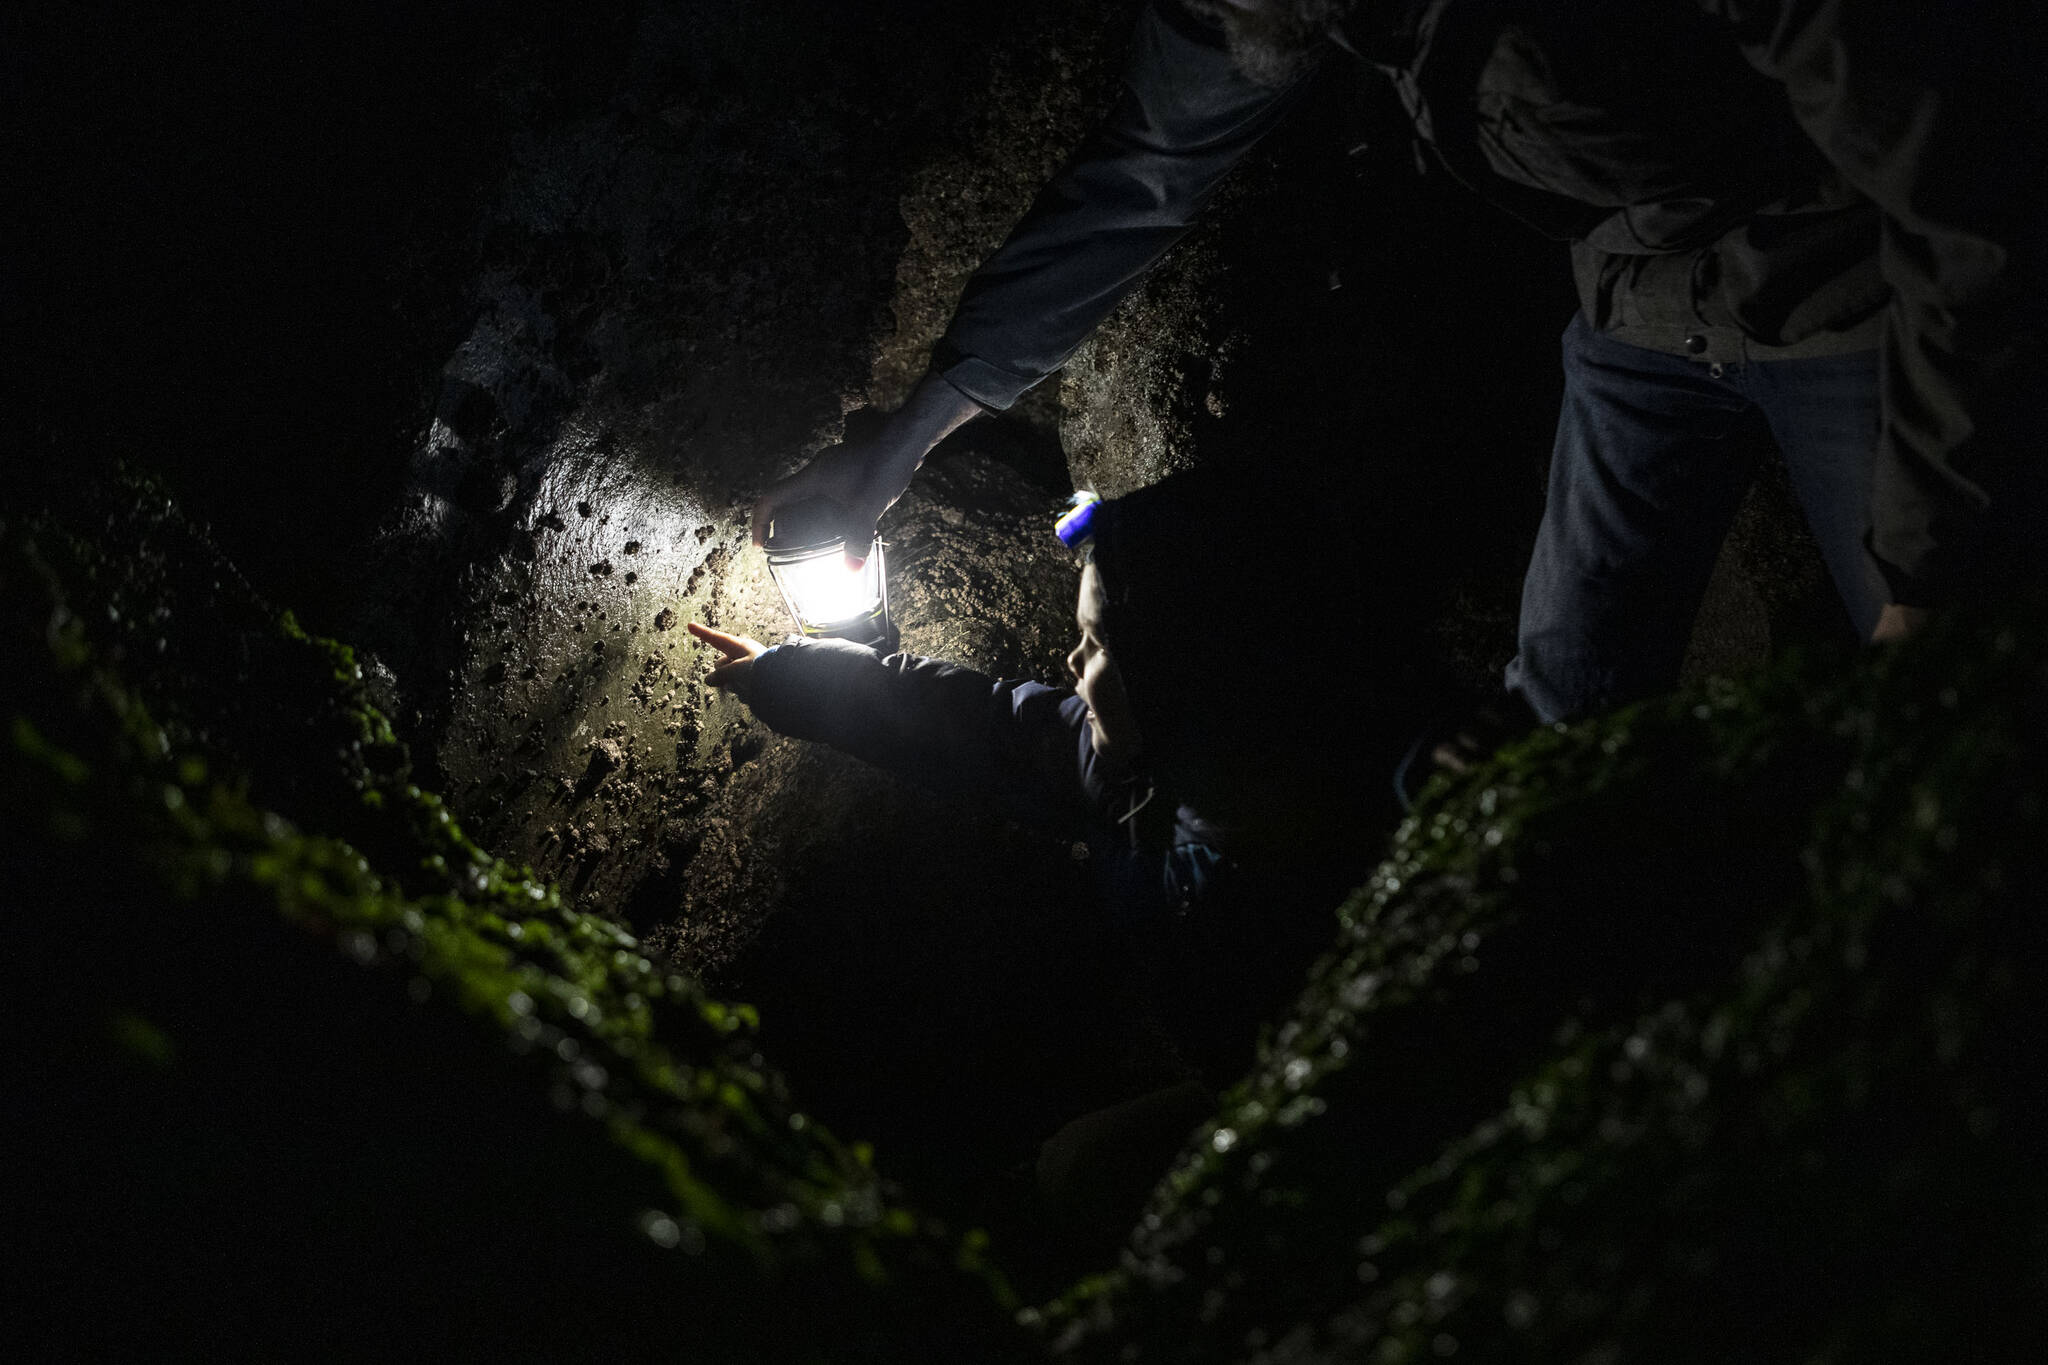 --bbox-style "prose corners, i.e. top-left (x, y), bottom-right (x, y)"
top-left (695, 466), bottom-right (1452, 1241)
top-left (1081, 466), bottom-right (1438, 861)
top-left (693, 466), bottom-right (1439, 1066)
